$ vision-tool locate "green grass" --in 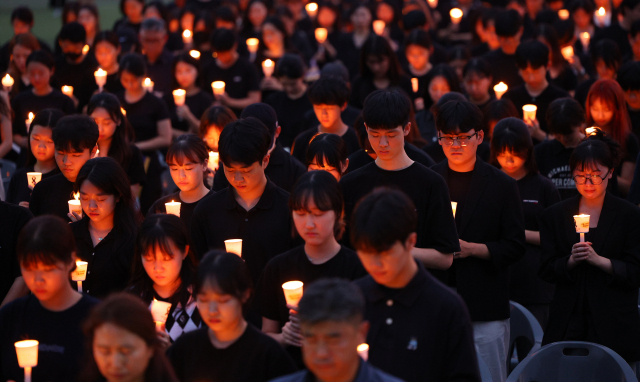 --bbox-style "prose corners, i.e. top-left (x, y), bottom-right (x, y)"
top-left (0, 0), bottom-right (122, 48)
